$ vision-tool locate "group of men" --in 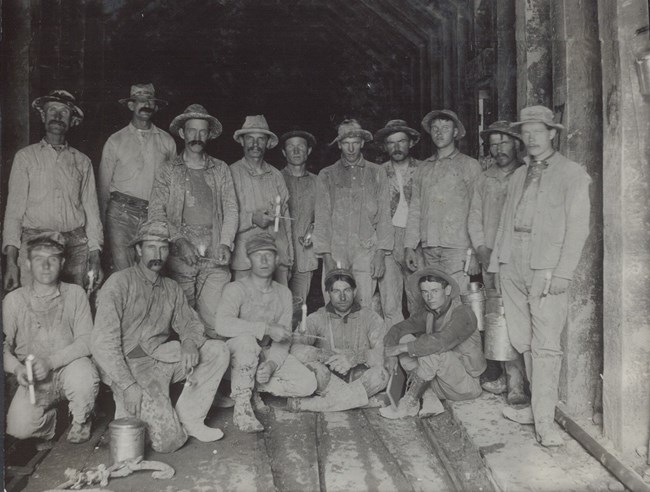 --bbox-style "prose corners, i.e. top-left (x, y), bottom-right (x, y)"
top-left (3, 83), bottom-right (591, 452)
